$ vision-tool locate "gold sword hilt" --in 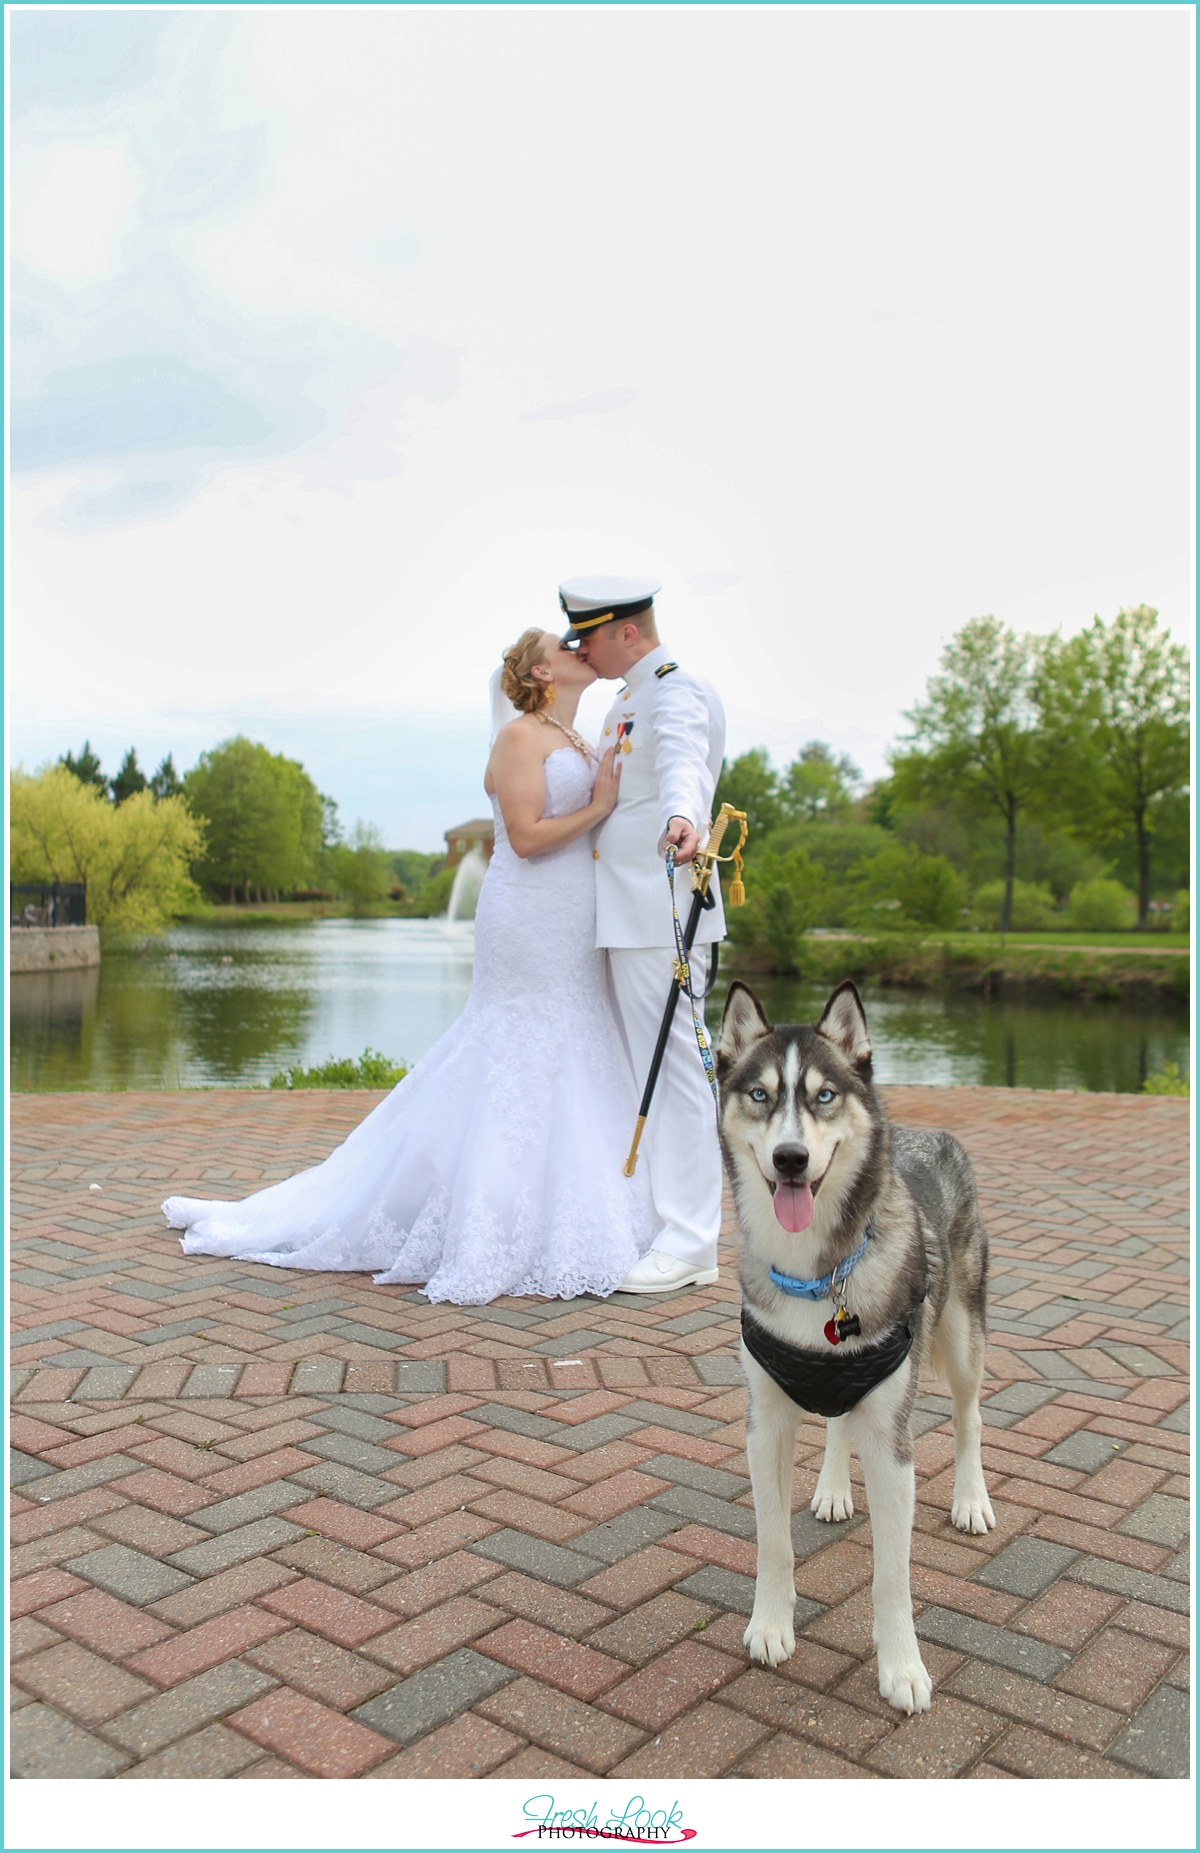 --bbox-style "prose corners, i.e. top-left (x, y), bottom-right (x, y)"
top-left (620, 805), bottom-right (750, 1180)
top-left (691, 802), bottom-right (748, 905)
